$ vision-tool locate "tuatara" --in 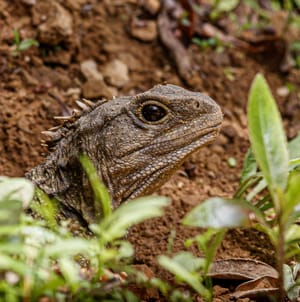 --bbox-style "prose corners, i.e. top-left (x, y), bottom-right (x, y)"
top-left (26, 84), bottom-right (222, 226)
